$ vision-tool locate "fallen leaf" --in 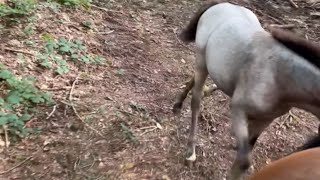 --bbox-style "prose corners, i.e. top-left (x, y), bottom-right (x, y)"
top-left (120, 162), bottom-right (135, 171)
